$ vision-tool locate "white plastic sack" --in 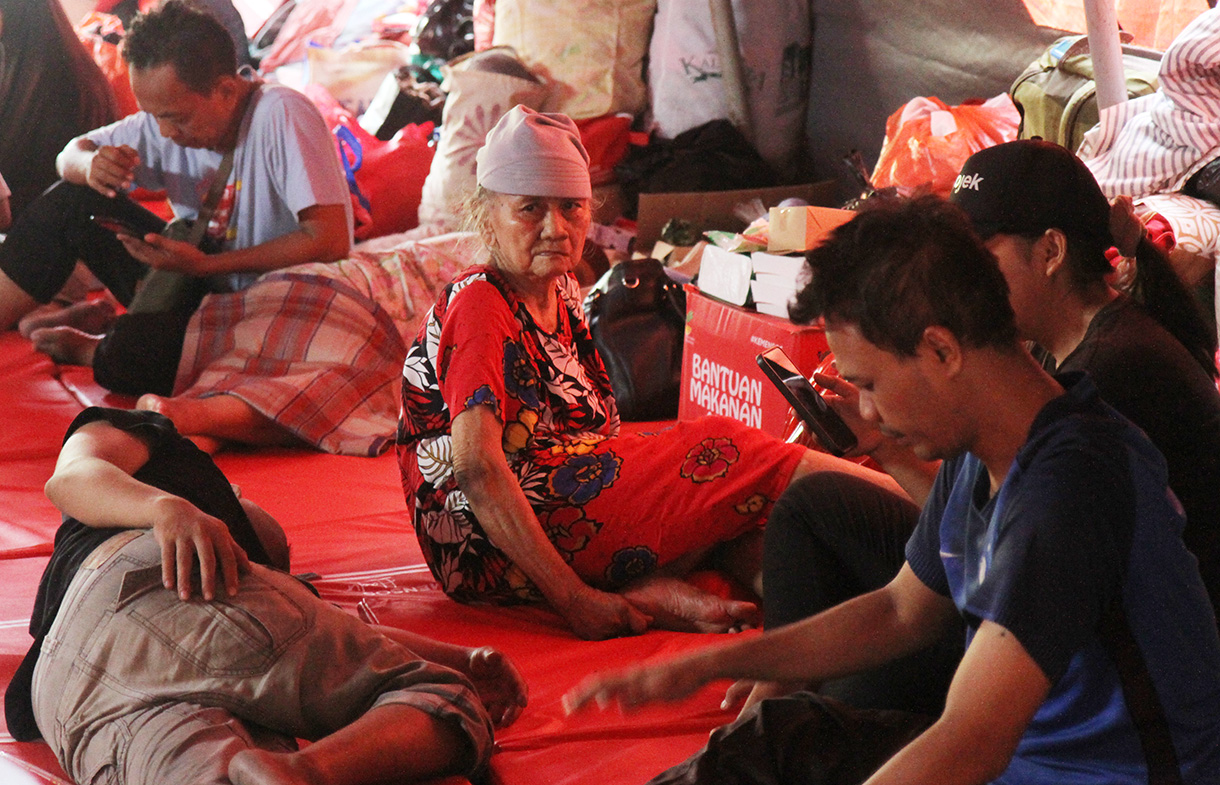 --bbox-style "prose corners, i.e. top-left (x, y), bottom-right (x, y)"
top-left (416, 48), bottom-right (550, 233)
top-left (492, 0), bottom-right (656, 120)
top-left (648, 0), bottom-right (811, 169)
top-left (306, 39), bottom-right (413, 116)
